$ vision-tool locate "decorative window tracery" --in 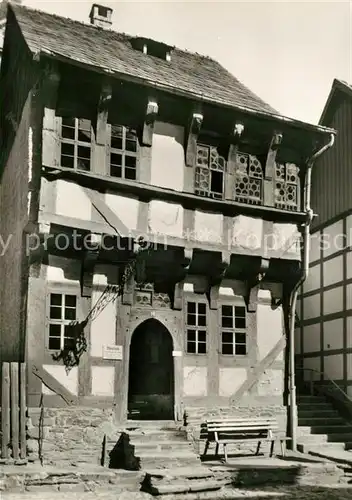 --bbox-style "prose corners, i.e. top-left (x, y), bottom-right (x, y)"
top-left (274, 163), bottom-right (300, 211)
top-left (195, 145), bottom-right (225, 199)
top-left (233, 153), bottom-right (263, 205)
